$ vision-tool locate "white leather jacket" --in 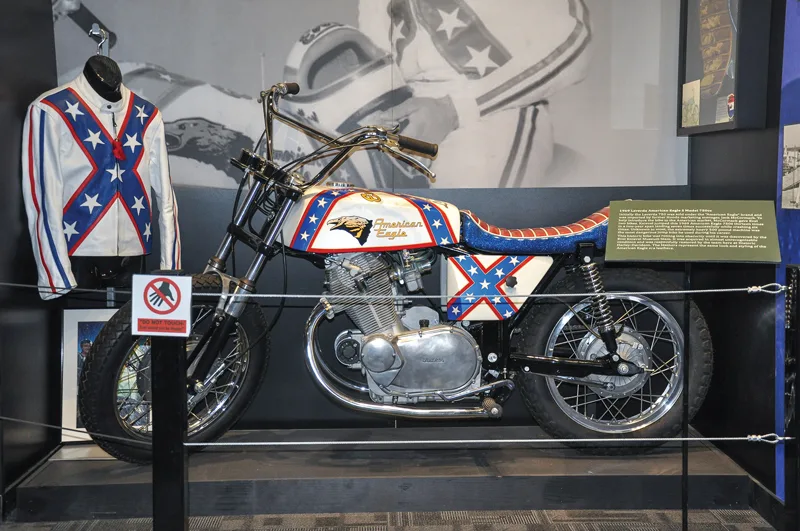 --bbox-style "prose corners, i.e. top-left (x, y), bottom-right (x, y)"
top-left (21, 73), bottom-right (181, 300)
